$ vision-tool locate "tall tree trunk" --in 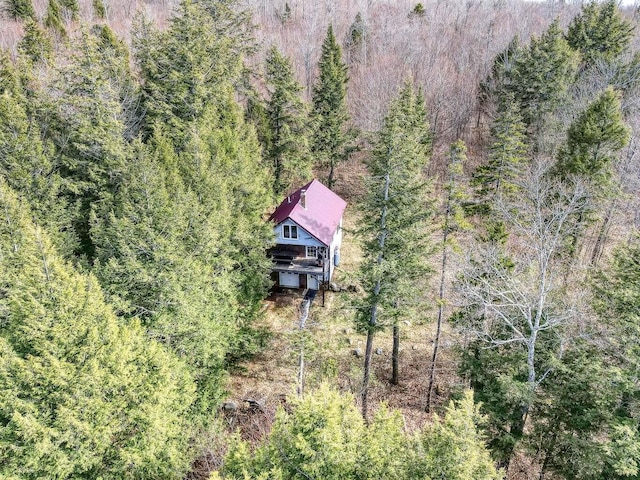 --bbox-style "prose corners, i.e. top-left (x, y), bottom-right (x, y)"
top-left (327, 160), bottom-right (335, 190)
top-left (426, 175), bottom-right (453, 412)
top-left (361, 325), bottom-right (375, 420)
top-left (391, 323), bottom-right (399, 385)
top-left (590, 198), bottom-right (616, 266)
top-left (361, 172), bottom-right (390, 419)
